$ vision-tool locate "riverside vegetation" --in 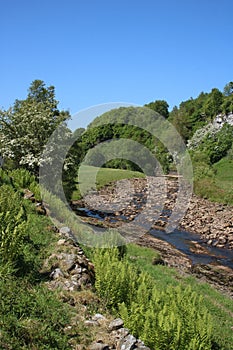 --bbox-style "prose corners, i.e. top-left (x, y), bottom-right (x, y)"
top-left (0, 169), bottom-right (232, 349)
top-left (0, 80), bottom-right (233, 349)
